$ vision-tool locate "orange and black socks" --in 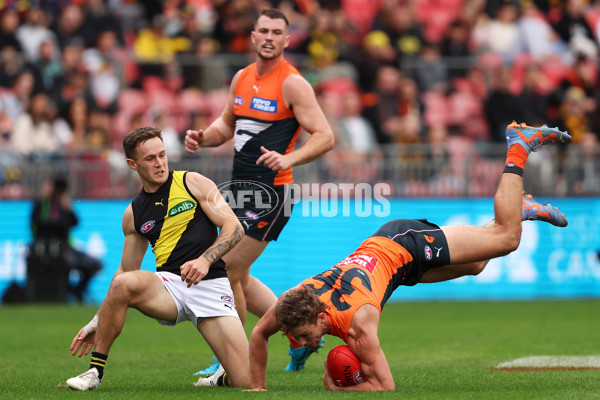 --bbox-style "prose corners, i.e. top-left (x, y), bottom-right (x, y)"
top-left (504, 144), bottom-right (528, 176)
